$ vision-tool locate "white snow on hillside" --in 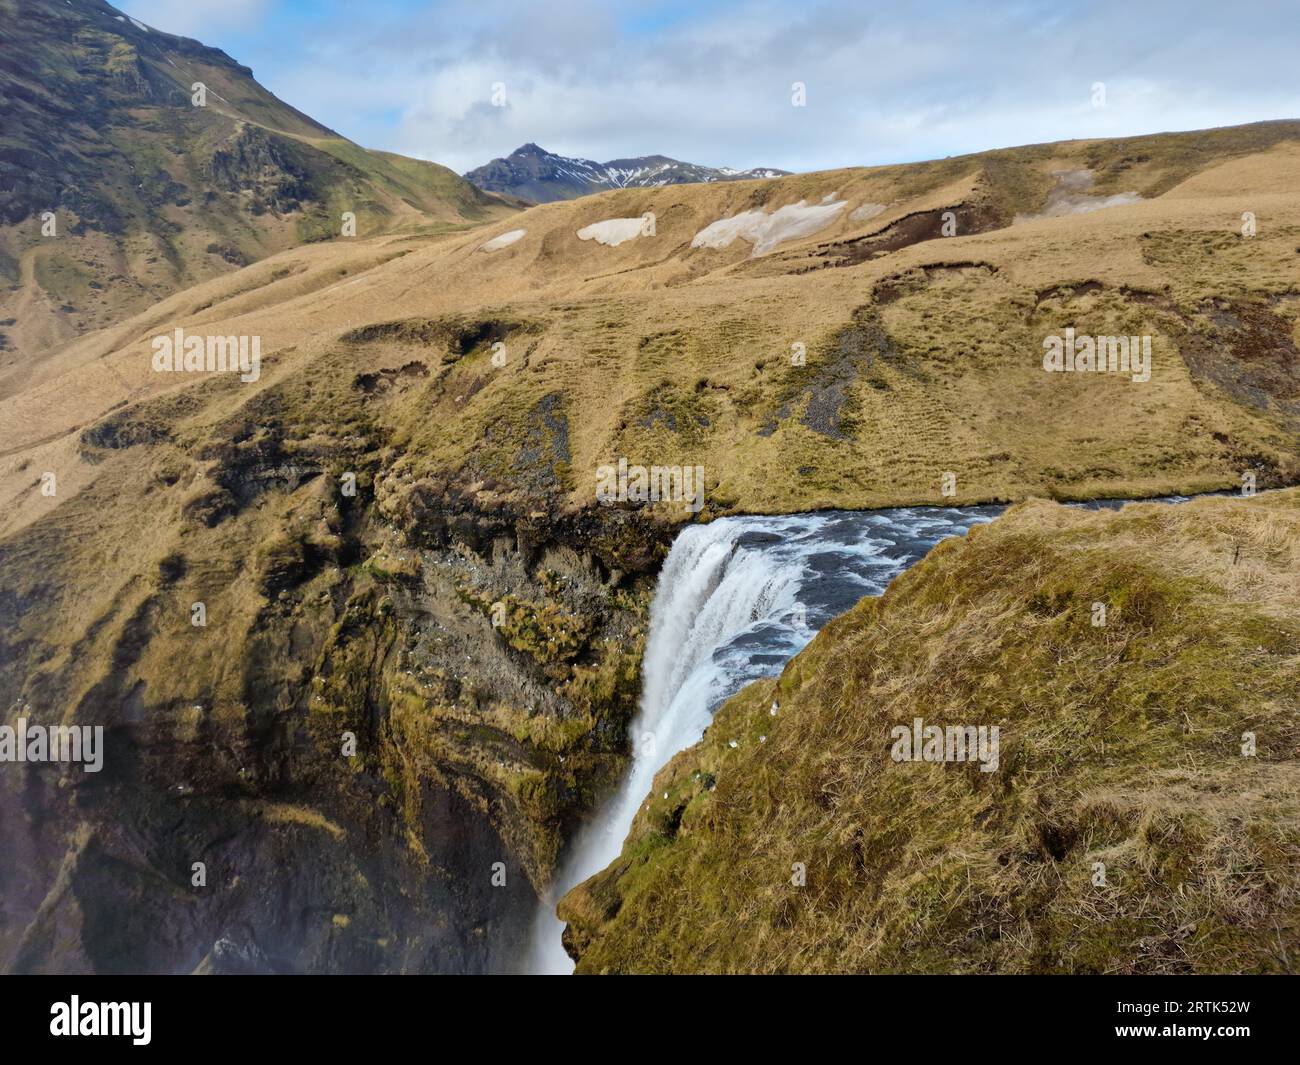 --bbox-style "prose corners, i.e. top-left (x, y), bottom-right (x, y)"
top-left (479, 228), bottom-right (527, 251)
top-left (850, 202), bottom-right (887, 222)
top-left (1016, 169), bottom-right (1142, 222)
top-left (691, 198), bottom-right (846, 256)
top-left (576, 217), bottom-right (654, 246)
